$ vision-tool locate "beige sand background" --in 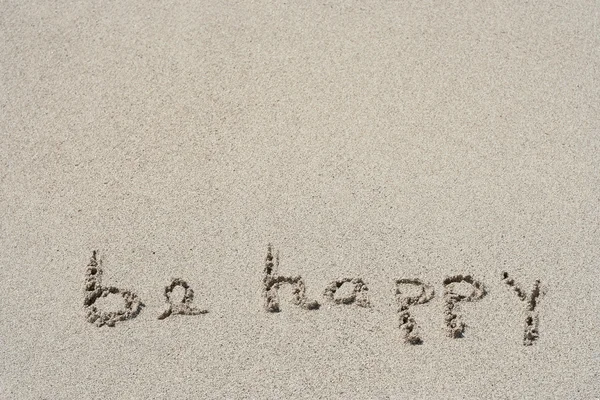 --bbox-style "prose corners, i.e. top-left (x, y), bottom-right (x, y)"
top-left (1, 1), bottom-right (599, 398)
